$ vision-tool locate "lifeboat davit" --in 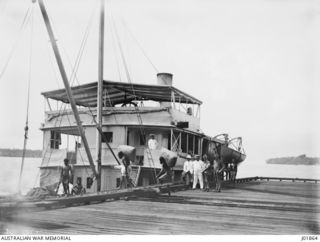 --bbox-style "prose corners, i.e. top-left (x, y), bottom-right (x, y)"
top-left (211, 134), bottom-right (246, 165)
